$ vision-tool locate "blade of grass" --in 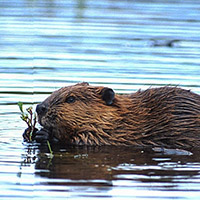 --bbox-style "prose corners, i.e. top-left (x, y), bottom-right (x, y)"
top-left (47, 140), bottom-right (53, 155)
